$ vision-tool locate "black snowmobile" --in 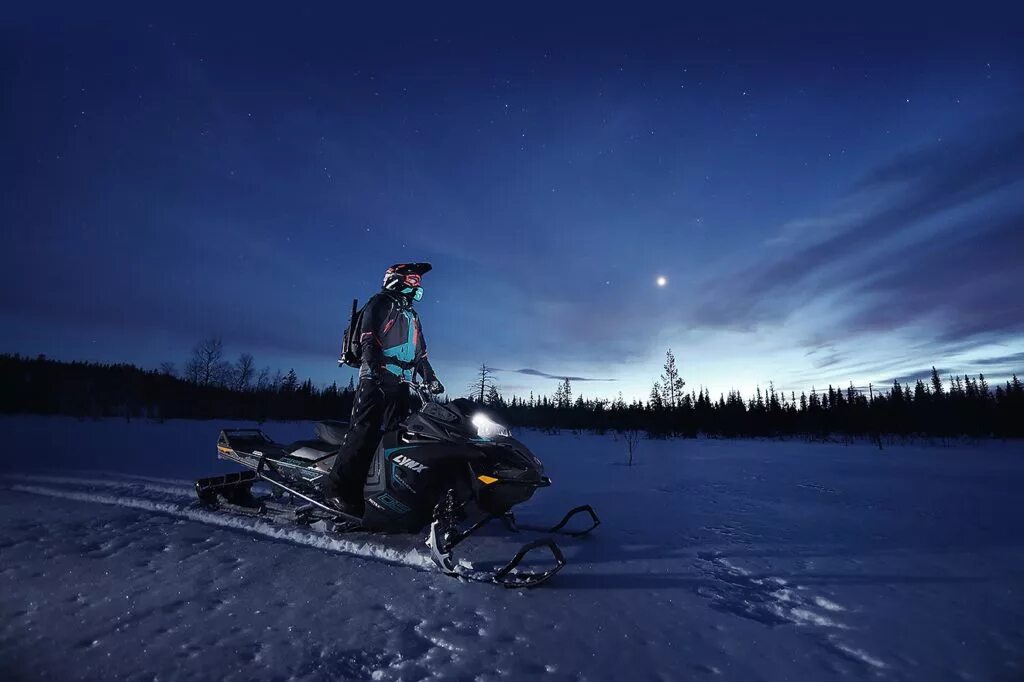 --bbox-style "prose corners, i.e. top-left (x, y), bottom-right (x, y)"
top-left (195, 382), bottom-right (599, 587)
